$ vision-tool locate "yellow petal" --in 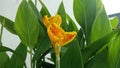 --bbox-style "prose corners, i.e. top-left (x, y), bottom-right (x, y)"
top-left (43, 15), bottom-right (50, 27)
top-left (60, 31), bottom-right (77, 46)
top-left (47, 23), bottom-right (64, 46)
top-left (47, 23), bottom-right (77, 47)
top-left (43, 14), bottom-right (62, 28)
